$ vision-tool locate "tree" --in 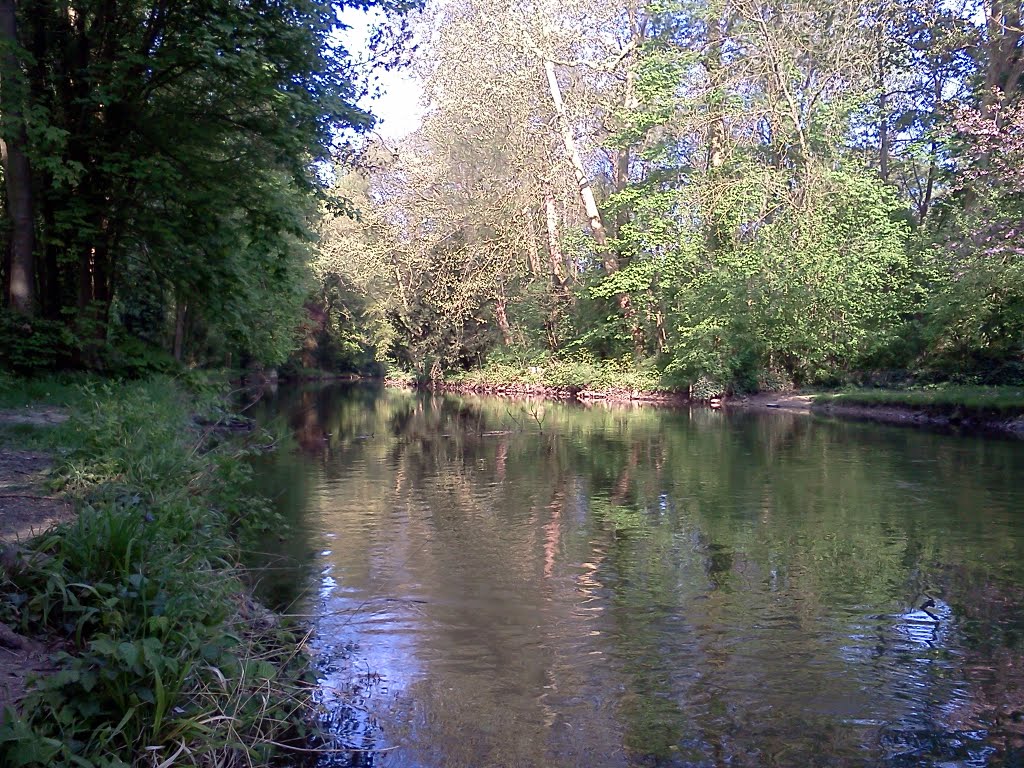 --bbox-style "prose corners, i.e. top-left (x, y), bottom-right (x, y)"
top-left (0, 0), bottom-right (34, 315)
top-left (314, 0), bottom-right (1018, 390)
top-left (1, 0), bottom-right (410, 369)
